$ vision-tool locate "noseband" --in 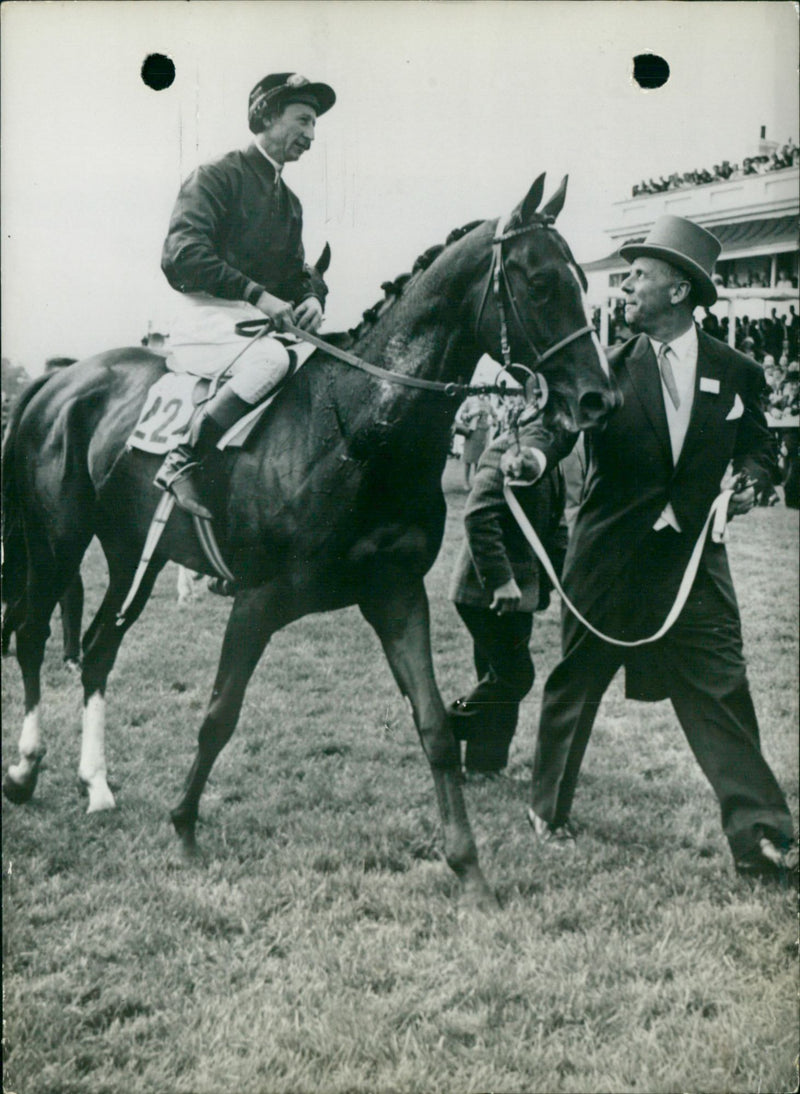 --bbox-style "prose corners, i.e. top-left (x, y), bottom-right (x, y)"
top-left (475, 213), bottom-right (594, 409)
